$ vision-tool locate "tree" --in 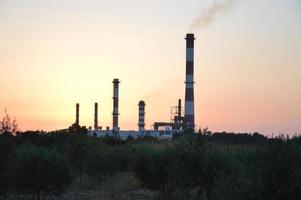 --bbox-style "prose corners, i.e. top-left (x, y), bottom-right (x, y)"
top-left (67, 133), bottom-right (90, 185)
top-left (0, 134), bottom-right (15, 196)
top-left (131, 145), bottom-right (169, 191)
top-left (0, 109), bottom-right (18, 135)
top-left (83, 143), bottom-right (115, 182)
top-left (11, 145), bottom-right (71, 199)
top-left (255, 139), bottom-right (301, 200)
top-left (165, 134), bottom-right (204, 198)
